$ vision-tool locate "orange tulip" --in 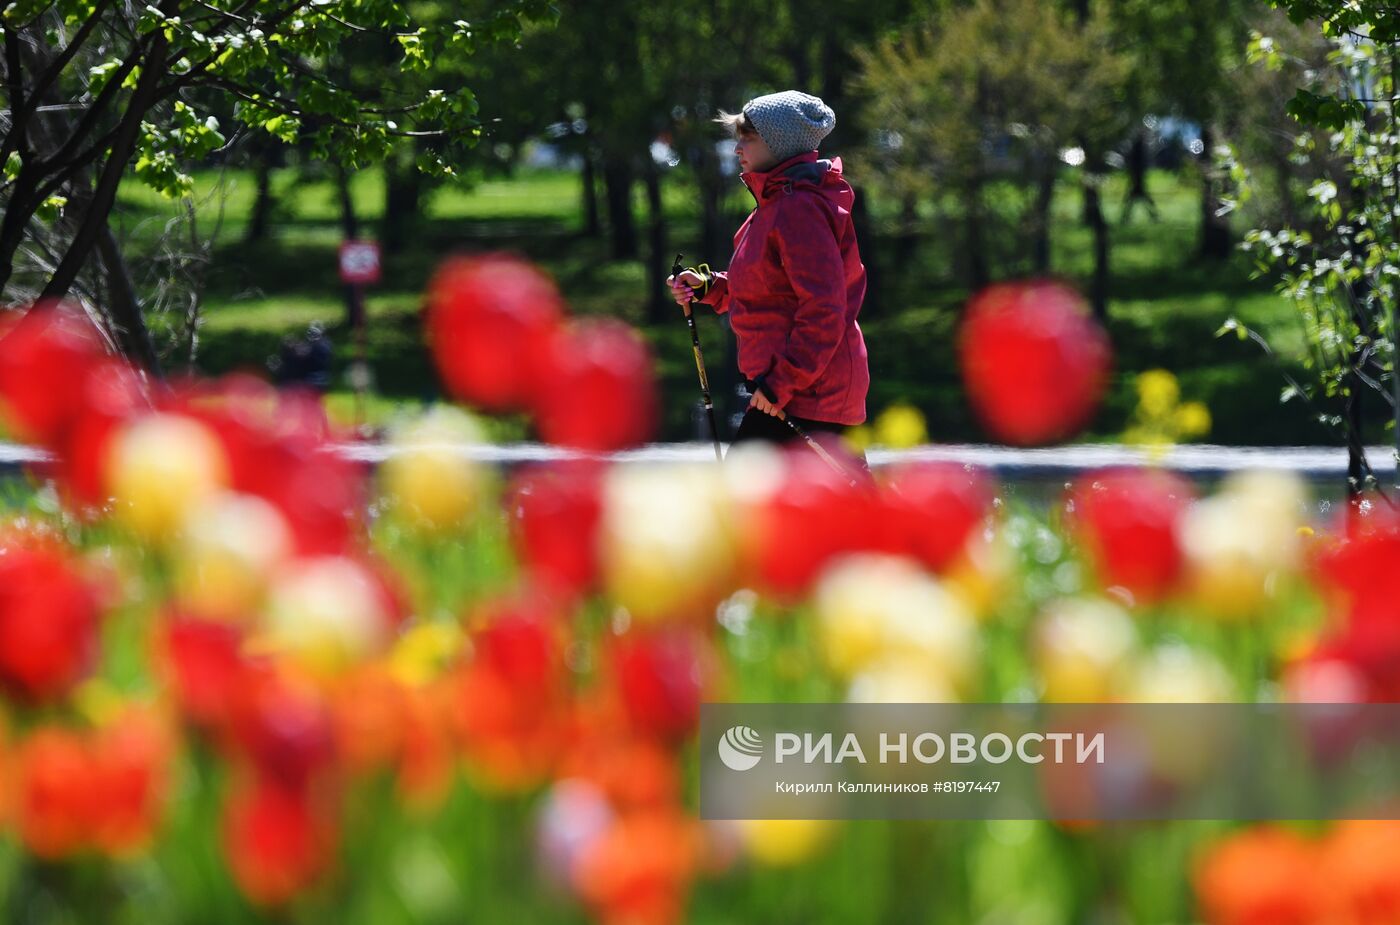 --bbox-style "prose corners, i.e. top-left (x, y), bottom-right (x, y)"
top-left (574, 810), bottom-right (701, 925)
top-left (1319, 820), bottom-right (1400, 925)
top-left (88, 706), bottom-right (173, 857)
top-left (14, 727), bottom-right (95, 860)
top-left (1194, 826), bottom-right (1324, 925)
